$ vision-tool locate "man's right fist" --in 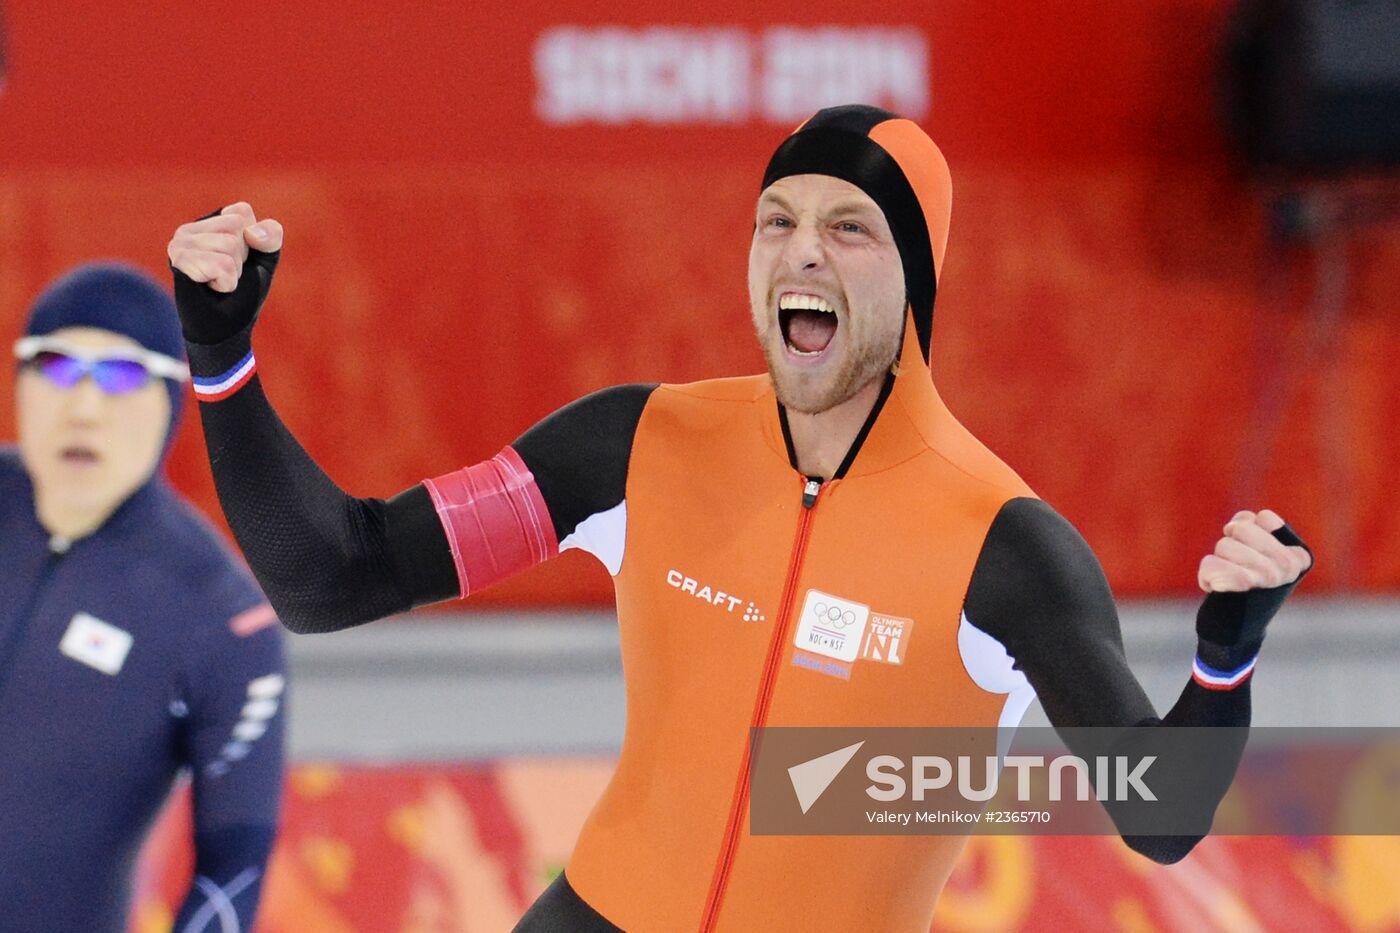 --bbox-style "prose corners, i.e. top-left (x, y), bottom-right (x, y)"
top-left (168, 202), bottom-right (284, 346)
top-left (167, 202), bottom-right (283, 293)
